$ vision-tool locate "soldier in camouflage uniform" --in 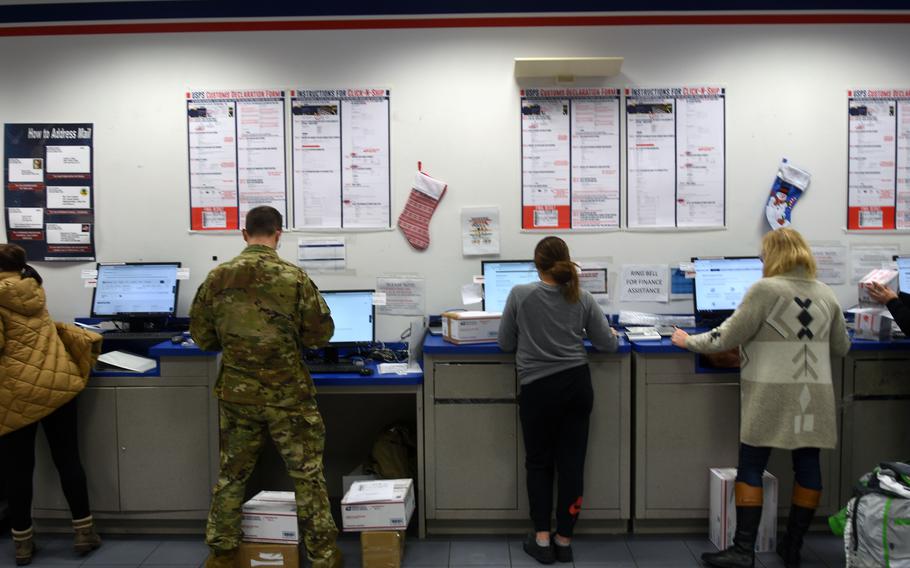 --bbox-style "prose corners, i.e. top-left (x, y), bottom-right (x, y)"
top-left (190, 206), bottom-right (342, 568)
